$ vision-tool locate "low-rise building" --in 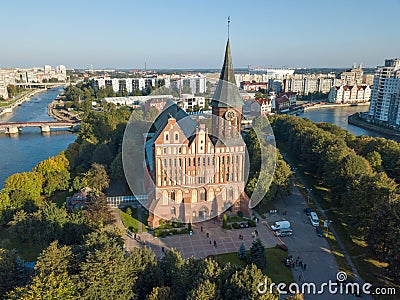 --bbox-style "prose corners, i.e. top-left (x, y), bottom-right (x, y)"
top-left (277, 92), bottom-right (297, 106)
top-left (328, 85), bottom-right (372, 103)
top-left (243, 97), bottom-right (272, 117)
top-left (66, 187), bottom-right (91, 210)
top-left (176, 94), bottom-right (206, 111)
top-left (240, 81), bottom-right (268, 91)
